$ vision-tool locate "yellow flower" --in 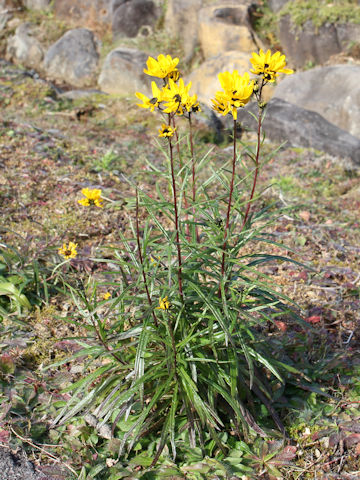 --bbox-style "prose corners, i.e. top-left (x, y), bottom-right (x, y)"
top-left (212, 91), bottom-right (231, 117)
top-left (250, 49), bottom-right (293, 83)
top-left (158, 124), bottom-right (176, 138)
top-left (135, 81), bottom-right (164, 112)
top-left (103, 292), bottom-right (111, 300)
top-left (212, 71), bottom-right (254, 120)
top-left (144, 54), bottom-right (180, 79)
top-left (78, 187), bottom-right (103, 207)
top-left (156, 296), bottom-right (170, 310)
top-left (58, 241), bottom-right (78, 259)
top-left (150, 255), bottom-right (161, 266)
top-left (162, 78), bottom-right (196, 115)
